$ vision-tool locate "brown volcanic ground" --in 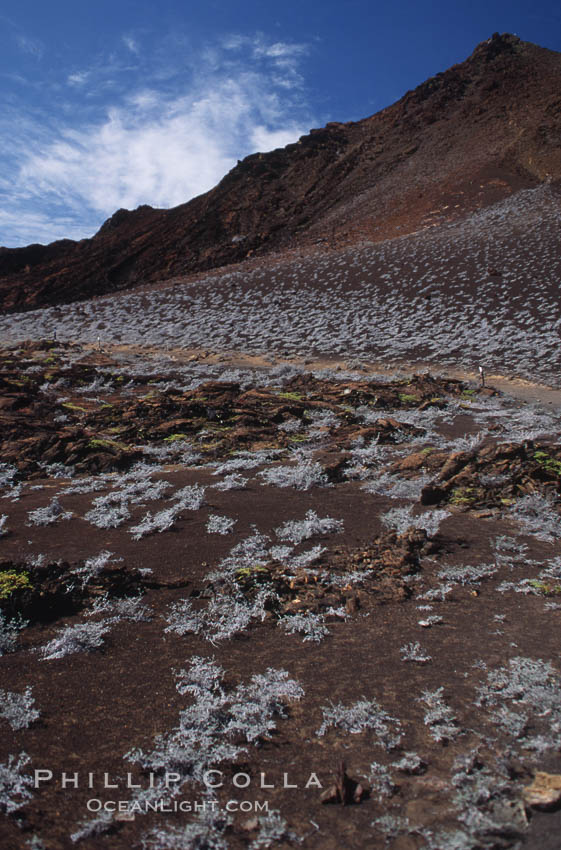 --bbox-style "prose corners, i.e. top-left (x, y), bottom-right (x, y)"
top-left (2, 31), bottom-right (561, 312)
top-left (1, 344), bottom-right (561, 850)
